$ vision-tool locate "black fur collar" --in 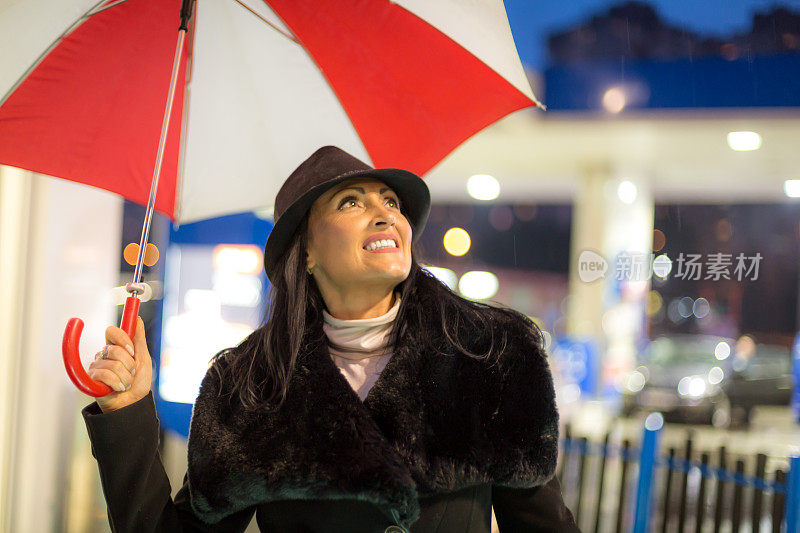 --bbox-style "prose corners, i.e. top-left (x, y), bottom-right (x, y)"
top-left (185, 310), bottom-right (559, 530)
